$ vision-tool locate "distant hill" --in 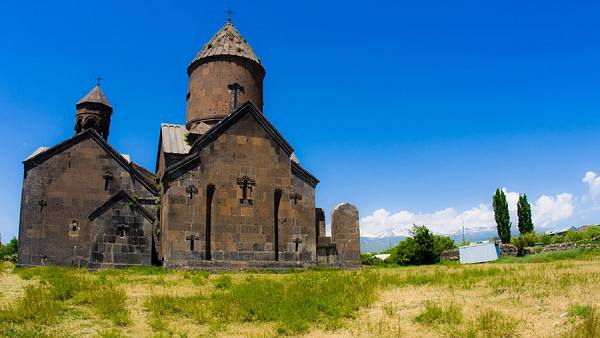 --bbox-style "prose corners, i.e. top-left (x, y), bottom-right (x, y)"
top-left (361, 230), bottom-right (501, 253)
top-left (360, 236), bottom-right (406, 253)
